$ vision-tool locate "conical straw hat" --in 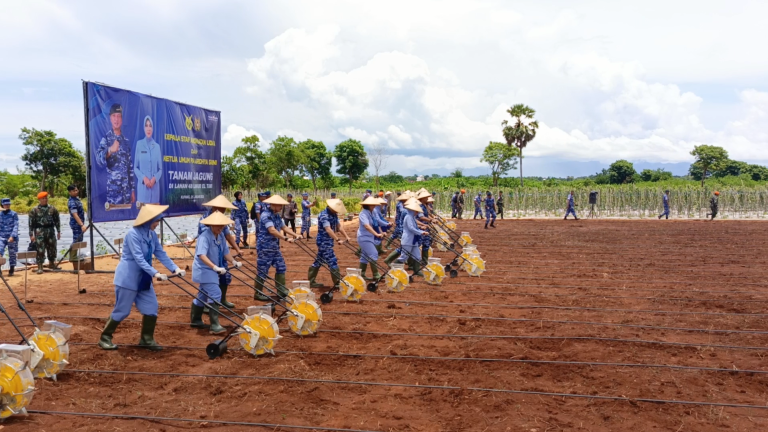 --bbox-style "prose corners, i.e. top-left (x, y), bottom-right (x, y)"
top-left (376, 197), bottom-right (387, 204)
top-left (200, 211), bottom-right (233, 226)
top-left (427, 196), bottom-right (434, 203)
top-left (203, 194), bottom-right (237, 210)
top-left (397, 192), bottom-right (413, 201)
top-left (405, 202), bottom-right (423, 212)
top-left (405, 197), bottom-right (421, 207)
top-left (361, 197), bottom-right (381, 206)
top-left (416, 190), bottom-right (432, 199)
top-left (326, 199), bottom-right (347, 214)
top-left (264, 195), bottom-right (289, 205)
top-left (133, 204), bottom-right (169, 227)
